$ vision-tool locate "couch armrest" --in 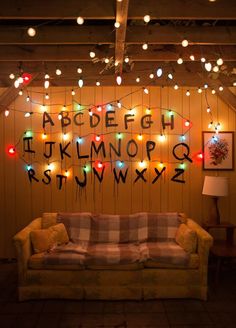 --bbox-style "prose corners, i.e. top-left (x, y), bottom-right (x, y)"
top-left (13, 218), bottom-right (42, 284)
top-left (186, 218), bottom-right (213, 284)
